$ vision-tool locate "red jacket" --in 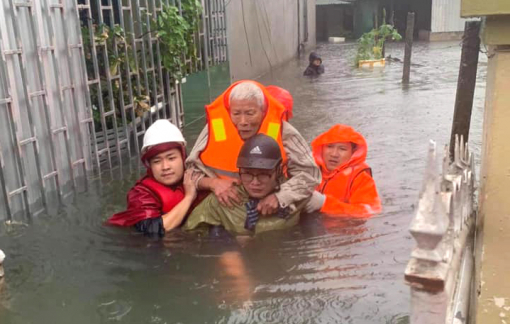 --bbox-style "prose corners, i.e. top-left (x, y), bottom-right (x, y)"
top-left (107, 176), bottom-right (185, 227)
top-left (311, 125), bottom-right (381, 217)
